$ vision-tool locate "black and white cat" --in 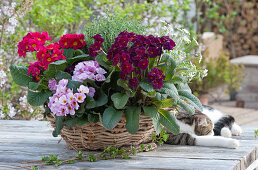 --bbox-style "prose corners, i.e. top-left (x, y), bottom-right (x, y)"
top-left (202, 105), bottom-right (242, 137)
top-left (165, 105), bottom-right (242, 149)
